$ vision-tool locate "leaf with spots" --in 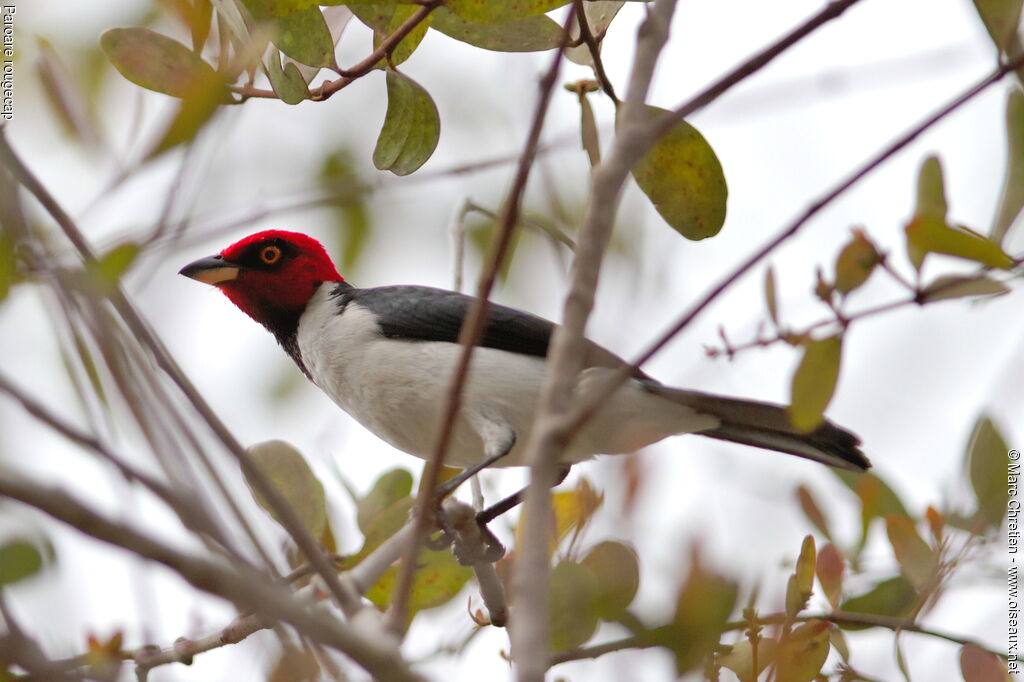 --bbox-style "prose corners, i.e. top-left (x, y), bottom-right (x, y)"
top-left (373, 69), bottom-right (440, 175)
top-left (629, 106), bottom-right (728, 240)
top-left (432, 7), bottom-right (565, 52)
top-left (100, 28), bottom-right (226, 99)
